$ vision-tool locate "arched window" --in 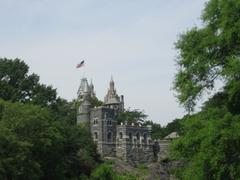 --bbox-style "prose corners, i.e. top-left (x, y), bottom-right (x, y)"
top-left (129, 133), bottom-right (132, 141)
top-left (143, 133), bottom-right (147, 141)
top-left (143, 133), bottom-right (148, 143)
top-left (119, 132), bottom-right (123, 139)
top-left (107, 132), bottom-right (112, 142)
top-left (136, 132), bottom-right (140, 140)
top-left (94, 132), bottom-right (98, 140)
top-left (107, 119), bottom-right (112, 125)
